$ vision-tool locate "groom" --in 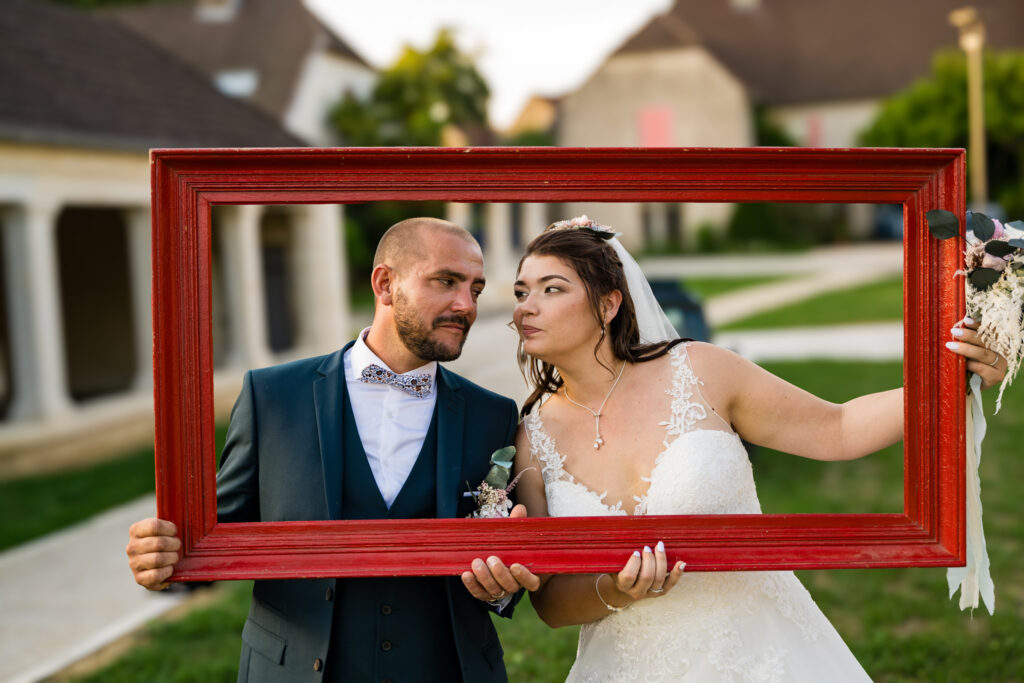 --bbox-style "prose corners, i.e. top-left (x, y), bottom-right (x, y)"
top-left (127, 217), bottom-right (540, 682)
